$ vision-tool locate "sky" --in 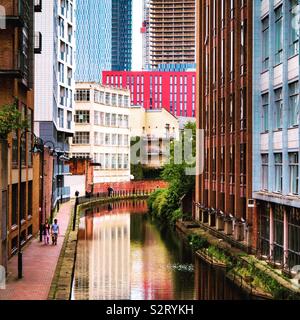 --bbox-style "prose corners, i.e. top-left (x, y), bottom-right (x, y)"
top-left (132, 0), bottom-right (143, 70)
